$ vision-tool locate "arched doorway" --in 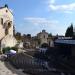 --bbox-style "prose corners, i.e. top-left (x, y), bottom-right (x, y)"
top-left (41, 43), bottom-right (49, 48)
